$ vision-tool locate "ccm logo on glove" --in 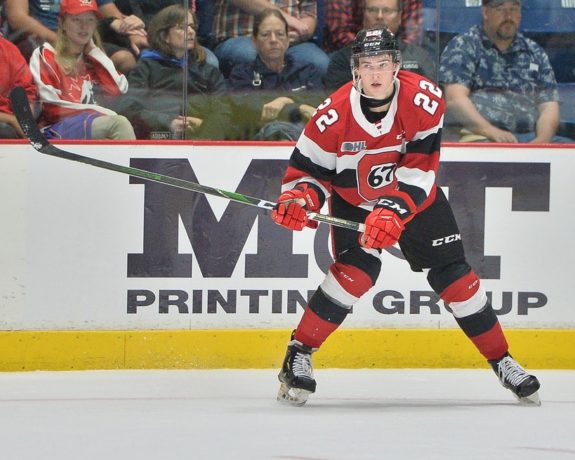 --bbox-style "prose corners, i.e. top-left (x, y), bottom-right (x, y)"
top-left (376, 198), bottom-right (409, 216)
